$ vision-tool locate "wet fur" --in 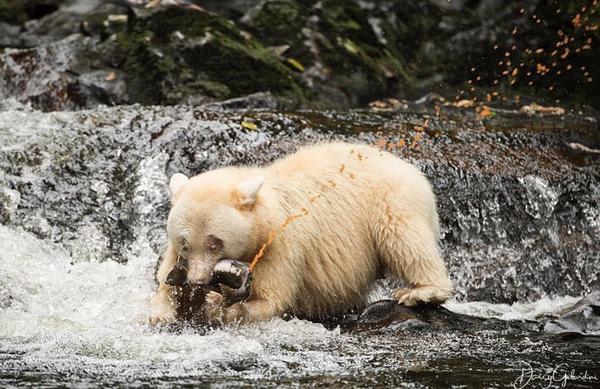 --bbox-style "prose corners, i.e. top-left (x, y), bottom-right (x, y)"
top-left (150, 142), bottom-right (453, 325)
